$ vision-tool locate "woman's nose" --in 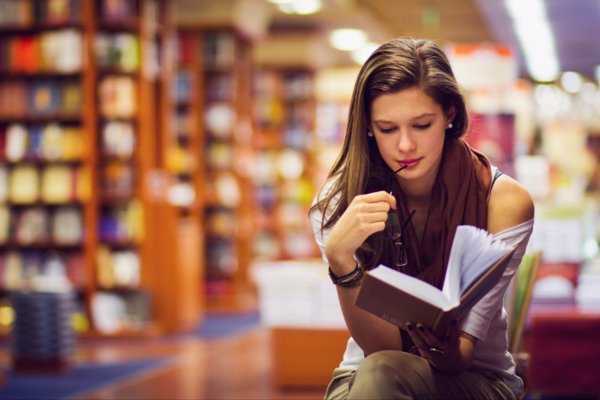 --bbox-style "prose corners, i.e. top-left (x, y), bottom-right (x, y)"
top-left (397, 131), bottom-right (416, 153)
